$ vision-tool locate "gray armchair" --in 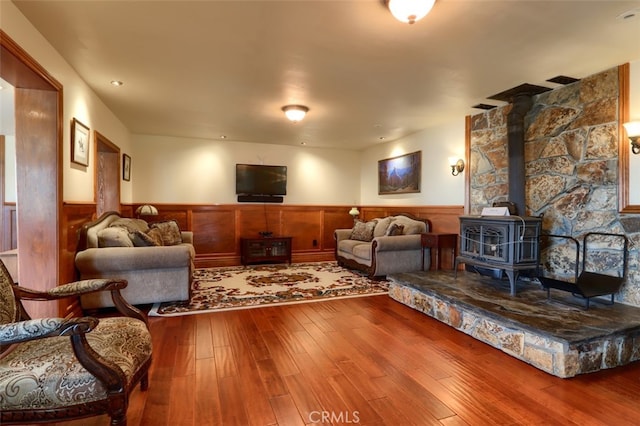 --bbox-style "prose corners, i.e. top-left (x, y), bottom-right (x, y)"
top-left (0, 260), bottom-right (152, 426)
